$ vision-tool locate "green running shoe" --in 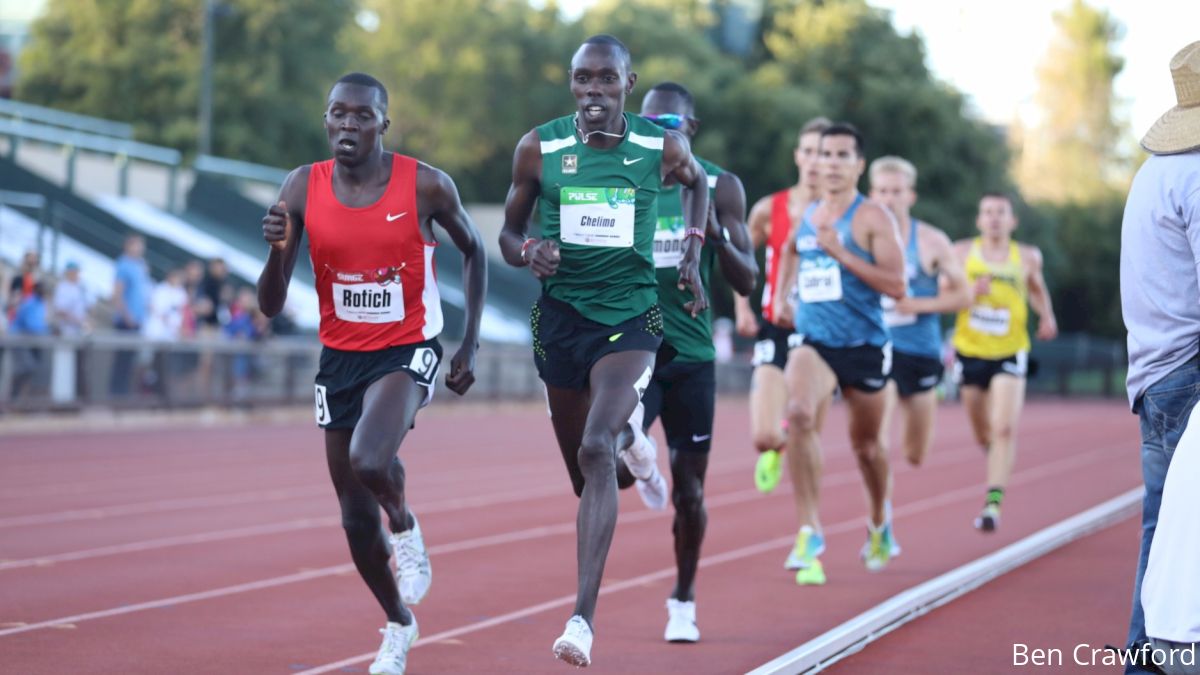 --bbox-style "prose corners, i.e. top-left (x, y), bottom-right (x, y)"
top-left (754, 449), bottom-right (783, 494)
